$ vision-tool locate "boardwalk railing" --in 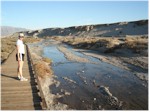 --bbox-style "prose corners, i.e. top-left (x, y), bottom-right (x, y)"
top-left (26, 45), bottom-right (48, 110)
